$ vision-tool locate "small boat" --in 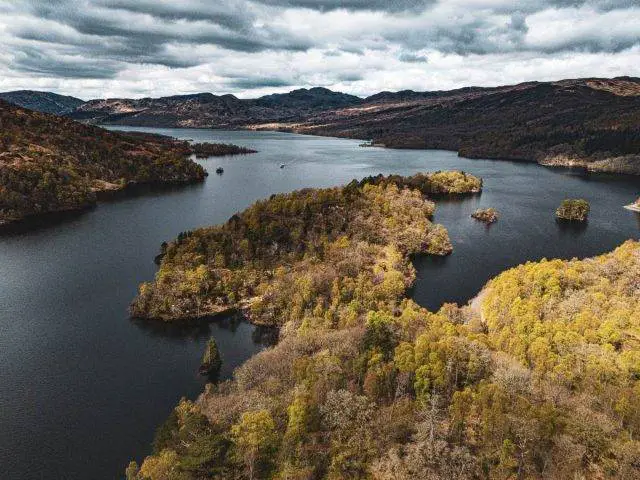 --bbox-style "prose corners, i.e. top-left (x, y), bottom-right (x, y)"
top-left (280, 164), bottom-right (286, 169)
top-left (215, 167), bottom-right (224, 174)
